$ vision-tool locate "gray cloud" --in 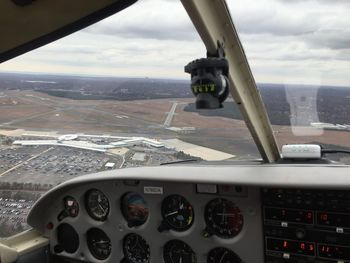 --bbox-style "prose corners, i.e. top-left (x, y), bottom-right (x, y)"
top-left (82, 0), bottom-right (198, 41)
top-left (229, 0), bottom-right (350, 52)
top-left (276, 0), bottom-right (350, 4)
top-left (84, 23), bottom-right (197, 41)
top-left (2, 0), bottom-right (350, 86)
top-left (232, 10), bottom-right (318, 36)
top-left (304, 30), bottom-right (350, 50)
